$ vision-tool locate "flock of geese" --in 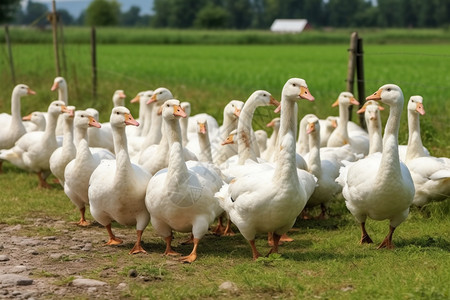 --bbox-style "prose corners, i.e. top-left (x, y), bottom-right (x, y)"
top-left (0, 77), bottom-right (449, 262)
